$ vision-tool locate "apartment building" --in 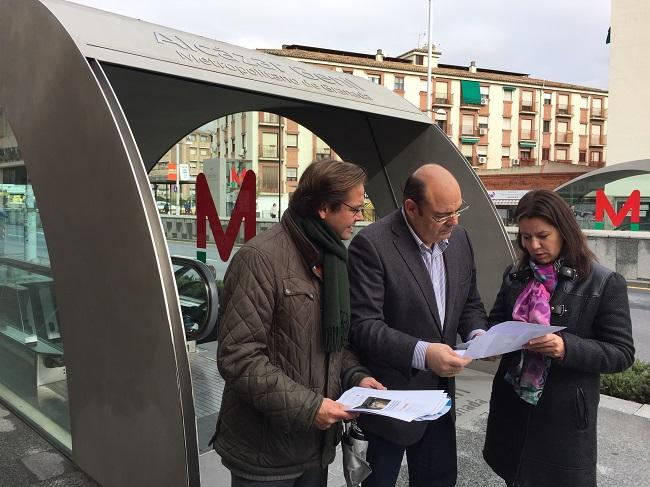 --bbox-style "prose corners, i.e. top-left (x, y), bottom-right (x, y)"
top-left (261, 44), bottom-right (609, 192)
